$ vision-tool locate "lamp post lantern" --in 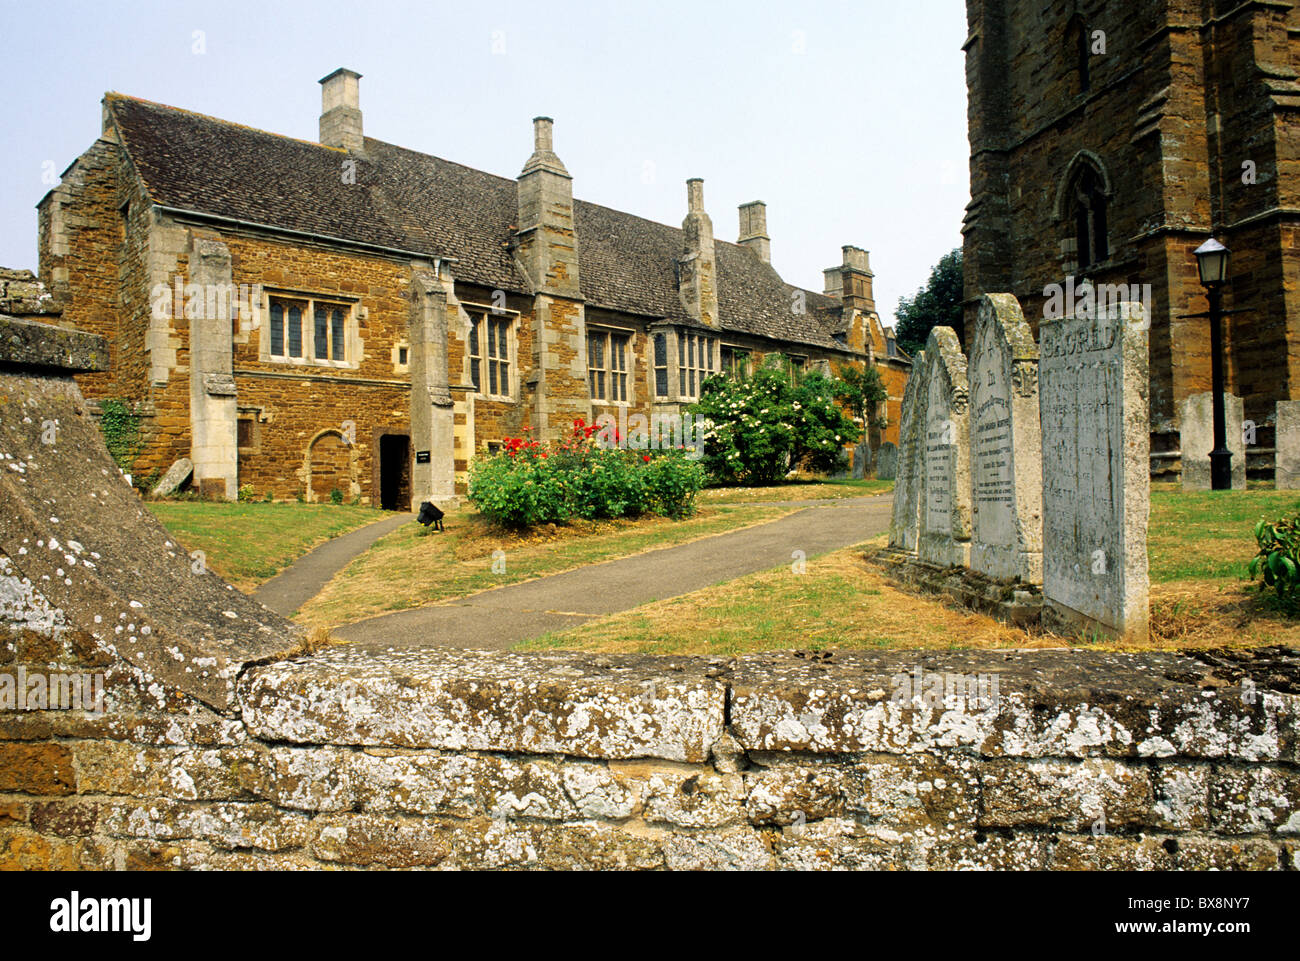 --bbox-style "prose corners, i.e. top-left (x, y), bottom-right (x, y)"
top-left (1194, 238), bottom-right (1233, 491)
